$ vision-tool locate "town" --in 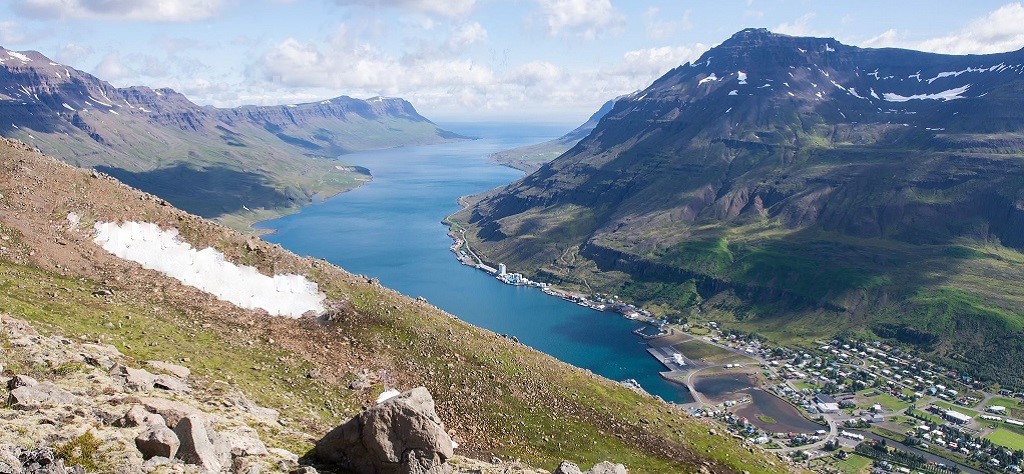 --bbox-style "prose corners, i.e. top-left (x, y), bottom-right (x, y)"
top-left (671, 321), bottom-right (1024, 474)
top-left (450, 230), bottom-right (1024, 473)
